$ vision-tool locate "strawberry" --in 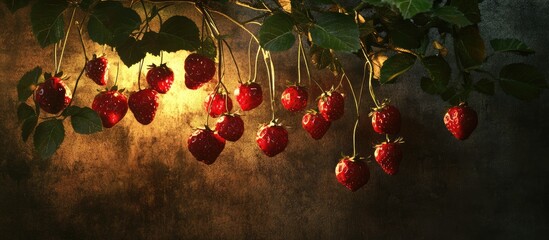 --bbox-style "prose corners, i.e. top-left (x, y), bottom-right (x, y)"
top-left (184, 53), bottom-right (216, 90)
top-left (335, 156), bottom-right (370, 192)
top-left (374, 139), bottom-right (404, 175)
top-left (85, 54), bottom-right (108, 86)
top-left (128, 89), bottom-right (159, 125)
top-left (34, 76), bottom-right (71, 114)
top-left (444, 102), bottom-right (478, 140)
top-left (281, 85), bottom-right (308, 112)
top-left (302, 110), bottom-right (331, 140)
top-left (256, 121), bottom-right (288, 157)
top-left (215, 114), bottom-right (244, 142)
top-left (234, 82), bottom-right (263, 111)
top-left (187, 127), bottom-right (226, 165)
top-left (92, 89), bottom-right (128, 128)
top-left (318, 90), bottom-right (345, 121)
top-left (146, 63), bottom-right (174, 94)
top-left (204, 92), bottom-right (233, 118)
top-left (371, 104), bottom-right (401, 135)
